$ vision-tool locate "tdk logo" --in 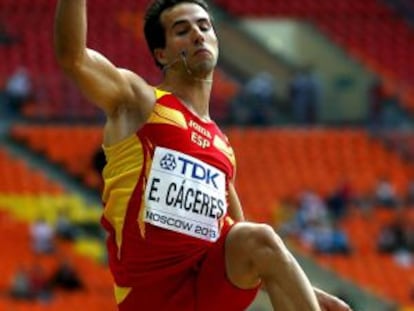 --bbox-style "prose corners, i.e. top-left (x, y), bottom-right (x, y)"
top-left (177, 156), bottom-right (219, 189)
top-left (160, 153), bottom-right (177, 171)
